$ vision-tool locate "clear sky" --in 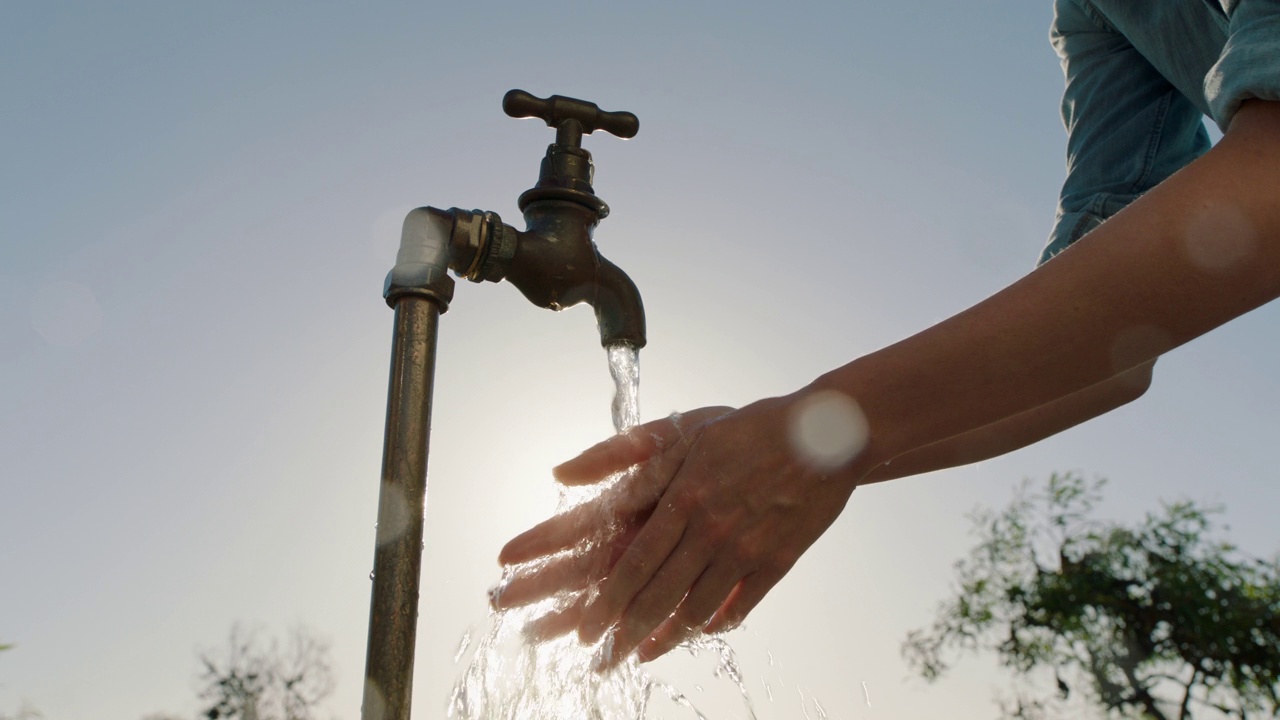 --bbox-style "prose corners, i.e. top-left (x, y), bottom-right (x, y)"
top-left (3, 2), bottom-right (1278, 718)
